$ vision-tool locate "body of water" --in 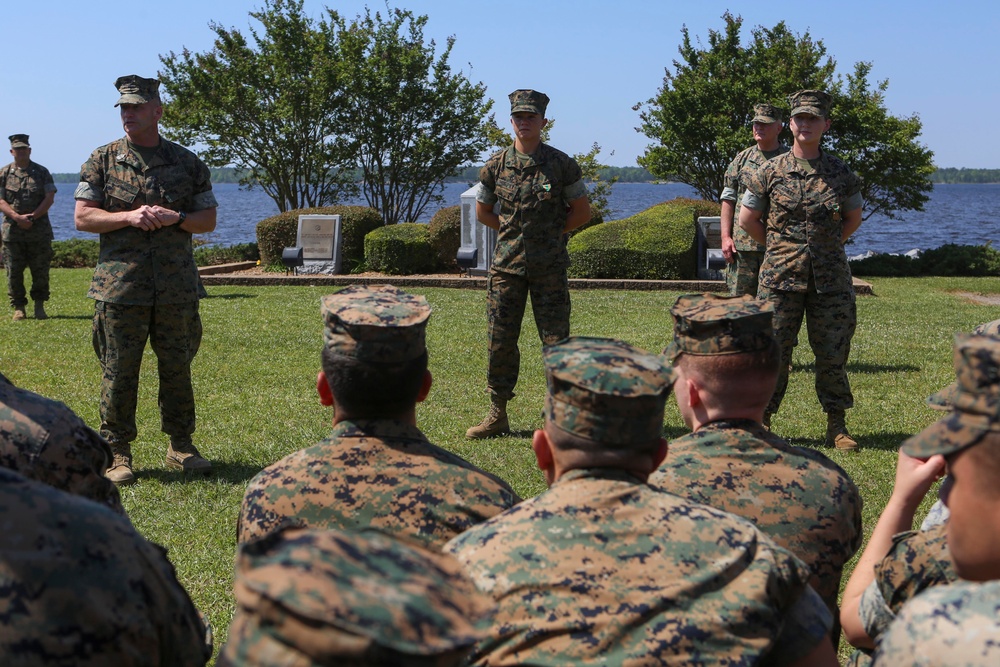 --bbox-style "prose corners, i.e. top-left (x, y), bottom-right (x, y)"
top-left (45, 181), bottom-right (1000, 257)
